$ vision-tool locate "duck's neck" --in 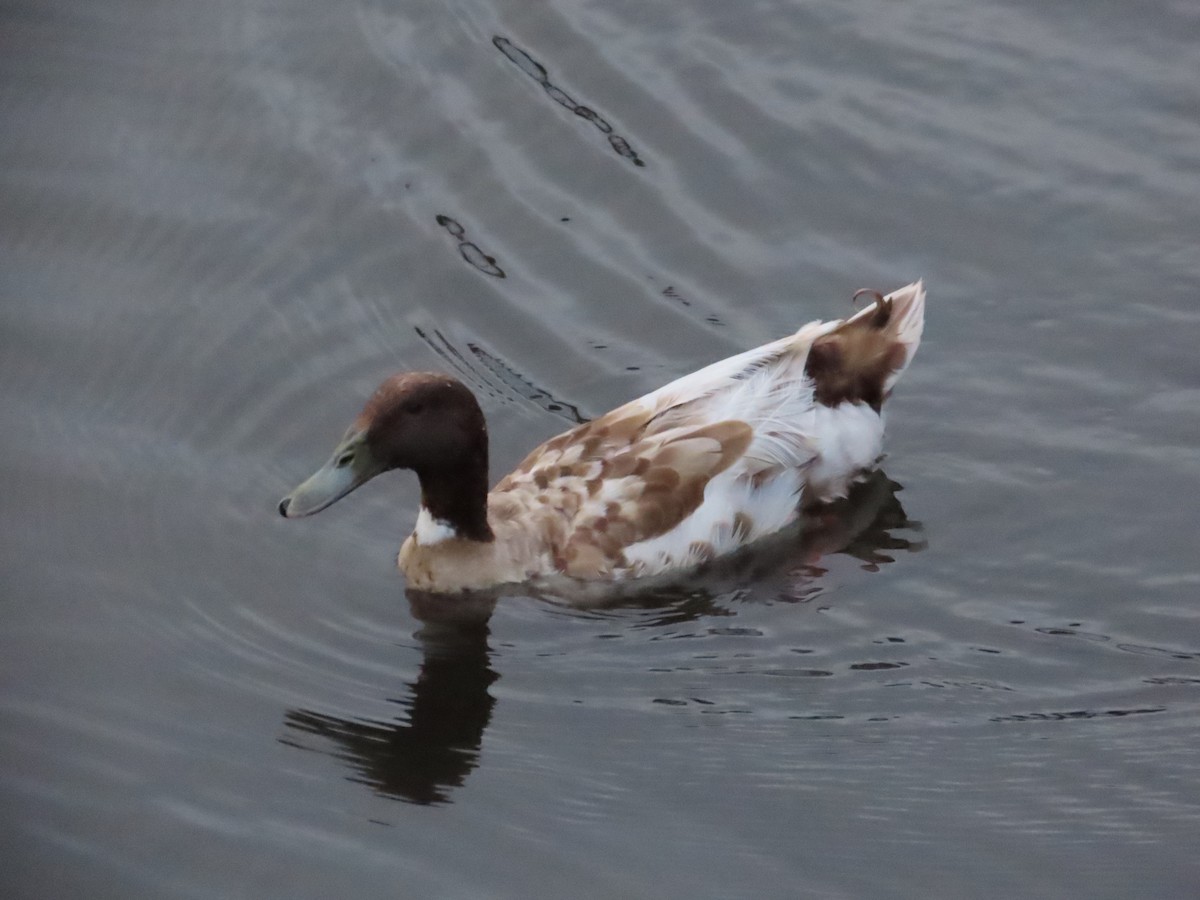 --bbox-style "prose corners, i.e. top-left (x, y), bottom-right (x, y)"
top-left (414, 452), bottom-right (493, 544)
